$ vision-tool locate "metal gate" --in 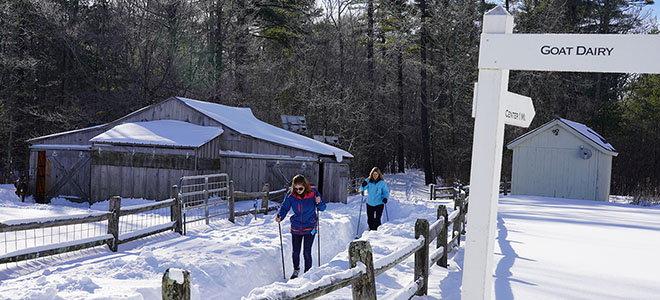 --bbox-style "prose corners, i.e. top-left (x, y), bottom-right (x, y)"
top-left (177, 173), bottom-right (230, 234)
